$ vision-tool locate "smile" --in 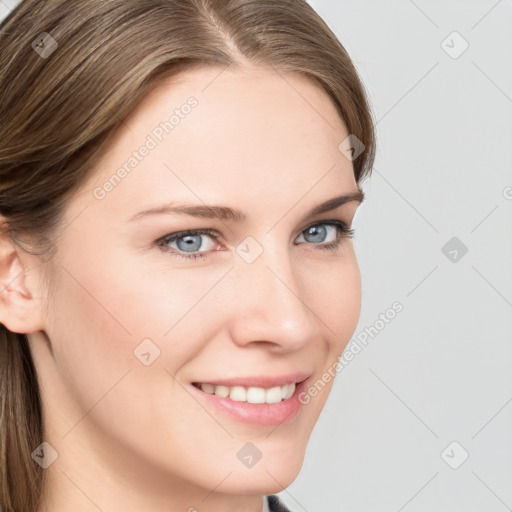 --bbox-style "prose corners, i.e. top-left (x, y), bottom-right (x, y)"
top-left (189, 375), bottom-right (311, 426)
